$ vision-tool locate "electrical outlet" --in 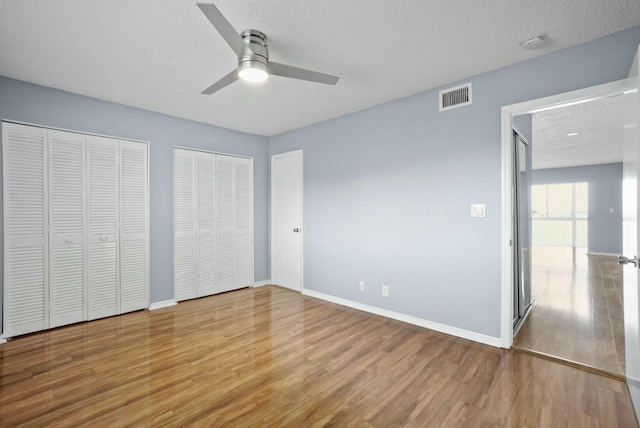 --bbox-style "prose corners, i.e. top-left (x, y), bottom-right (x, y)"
top-left (382, 284), bottom-right (389, 297)
top-left (359, 280), bottom-right (365, 292)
